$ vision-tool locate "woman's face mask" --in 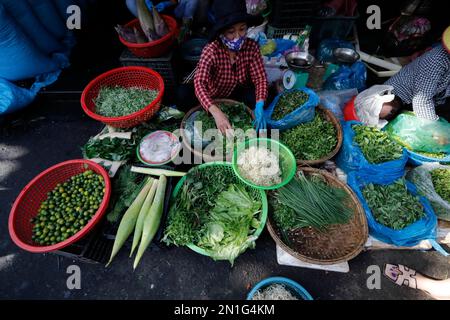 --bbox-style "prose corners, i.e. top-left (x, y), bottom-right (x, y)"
top-left (220, 22), bottom-right (248, 52)
top-left (220, 34), bottom-right (246, 52)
